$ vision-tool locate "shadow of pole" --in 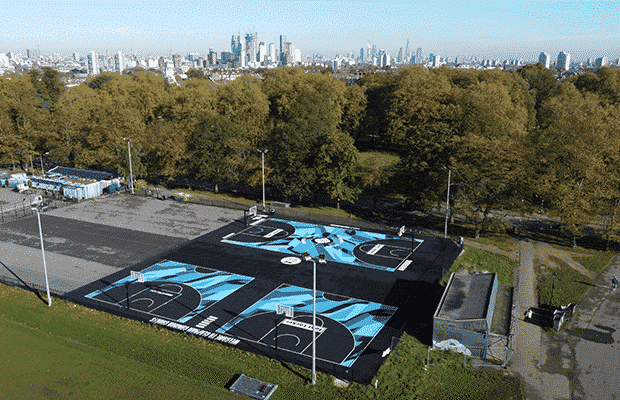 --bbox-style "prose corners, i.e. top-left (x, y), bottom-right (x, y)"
top-left (0, 260), bottom-right (49, 305)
